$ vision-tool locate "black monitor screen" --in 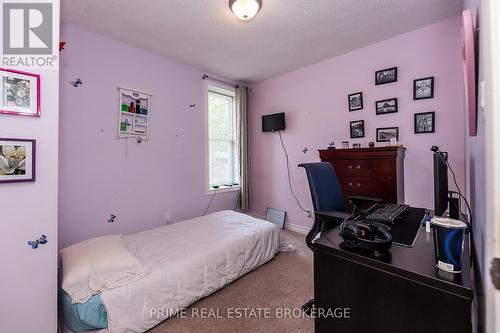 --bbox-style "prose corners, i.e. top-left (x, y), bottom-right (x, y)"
top-left (433, 152), bottom-right (449, 217)
top-left (262, 112), bottom-right (285, 132)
